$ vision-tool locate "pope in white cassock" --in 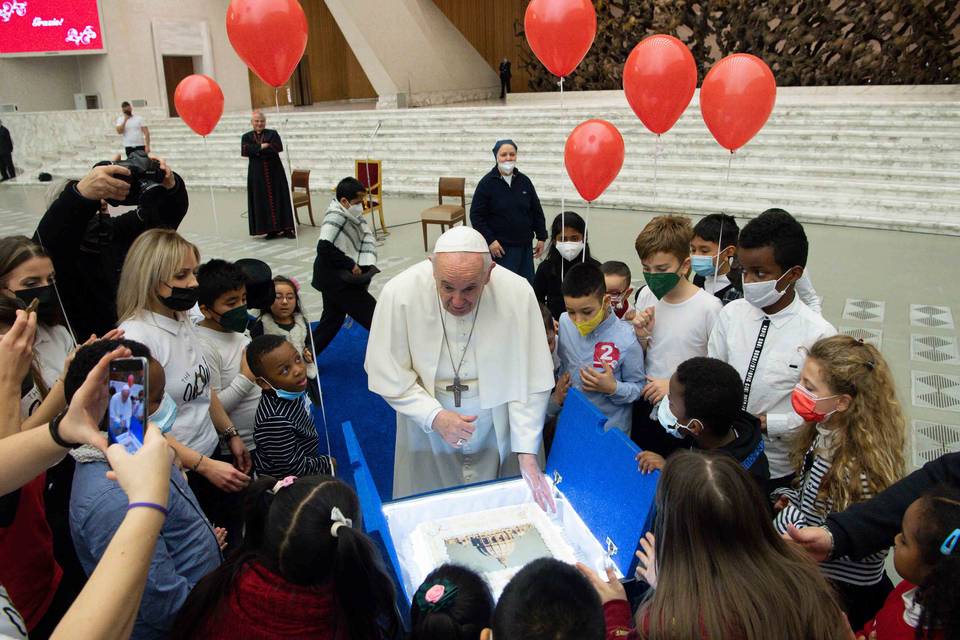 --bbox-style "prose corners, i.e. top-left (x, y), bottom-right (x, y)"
top-left (365, 226), bottom-right (556, 510)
